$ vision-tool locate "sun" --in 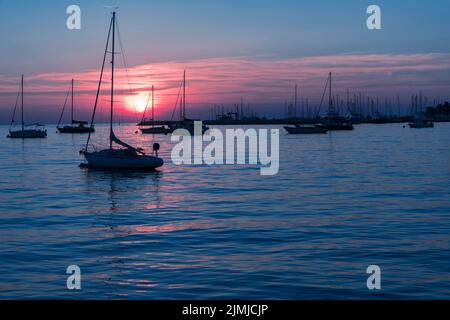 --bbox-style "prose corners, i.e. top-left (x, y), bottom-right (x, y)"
top-left (135, 96), bottom-right (147, 113)
top-left (126, 93), bottom-right (148, 113)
